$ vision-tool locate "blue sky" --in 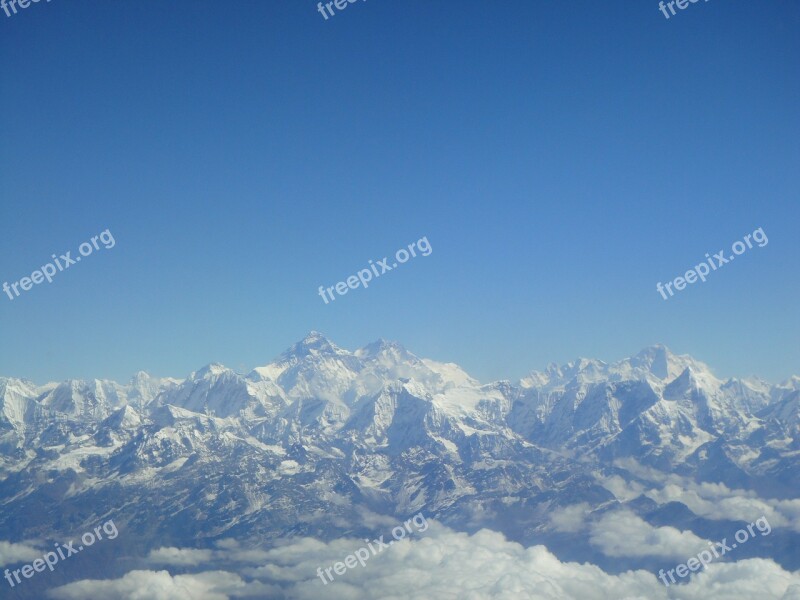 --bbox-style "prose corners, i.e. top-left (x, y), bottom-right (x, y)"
top-left (1, 0), bottom-right (798, 385)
